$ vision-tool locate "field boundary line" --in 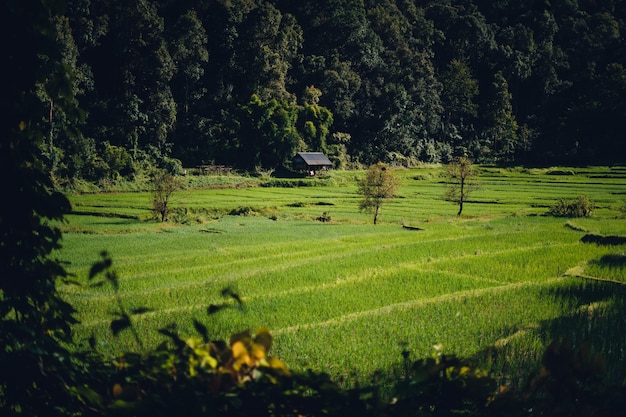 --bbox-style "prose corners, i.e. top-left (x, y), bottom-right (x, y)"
top-left (63, 228), bottom-right (535, 281)
top-left (73, 273), bottom-right (562, 329)
top-left (564, 264), bottom-right (626, 285)
top-left (272, 277), bottom-right (565, 335)
top-left (63, 241), bottom-right (580, 304)
top-left (244, 241), bottom-right (579, 302)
